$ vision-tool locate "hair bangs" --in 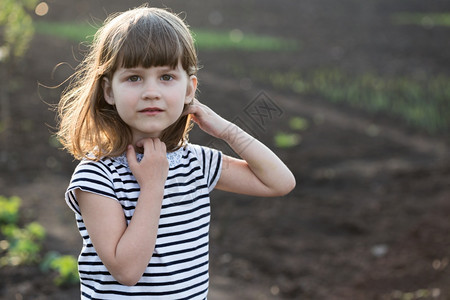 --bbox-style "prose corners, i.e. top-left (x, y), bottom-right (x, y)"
top-left (118, 15), bottom-right (182, 70)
